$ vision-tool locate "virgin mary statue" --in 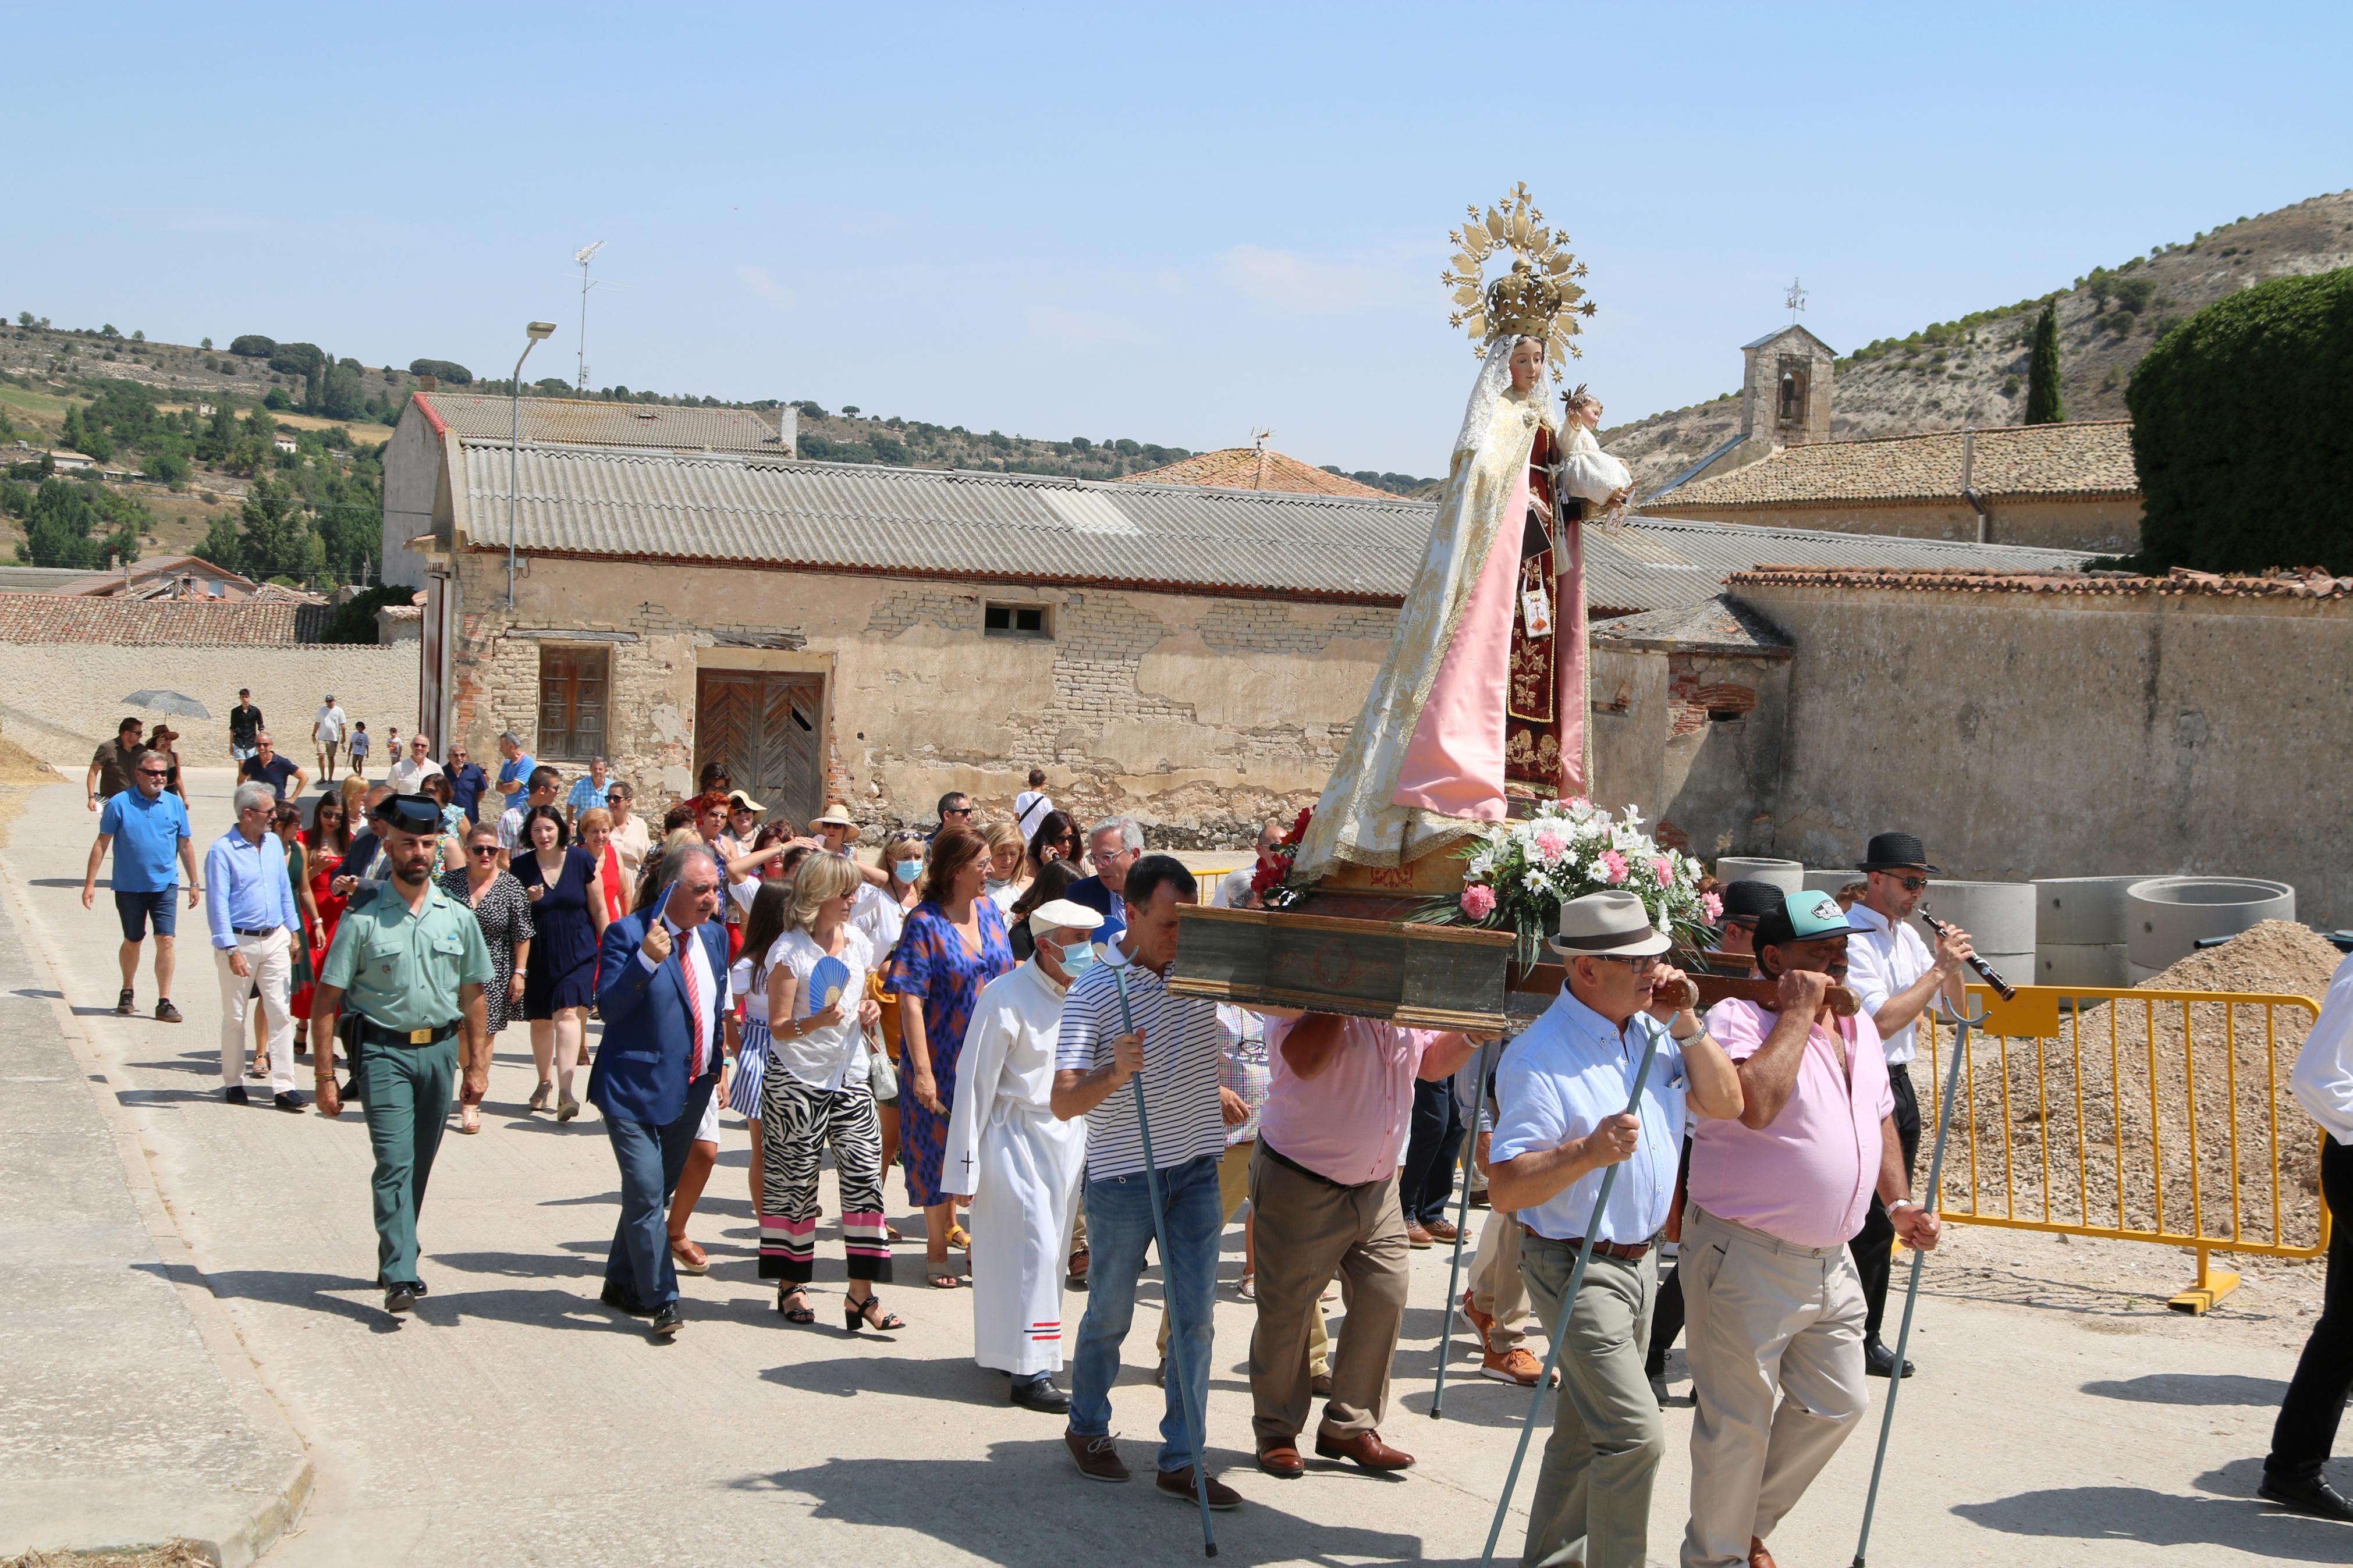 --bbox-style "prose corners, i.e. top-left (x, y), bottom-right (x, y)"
top-left (1292, 187), bottom-right (1630, 883)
